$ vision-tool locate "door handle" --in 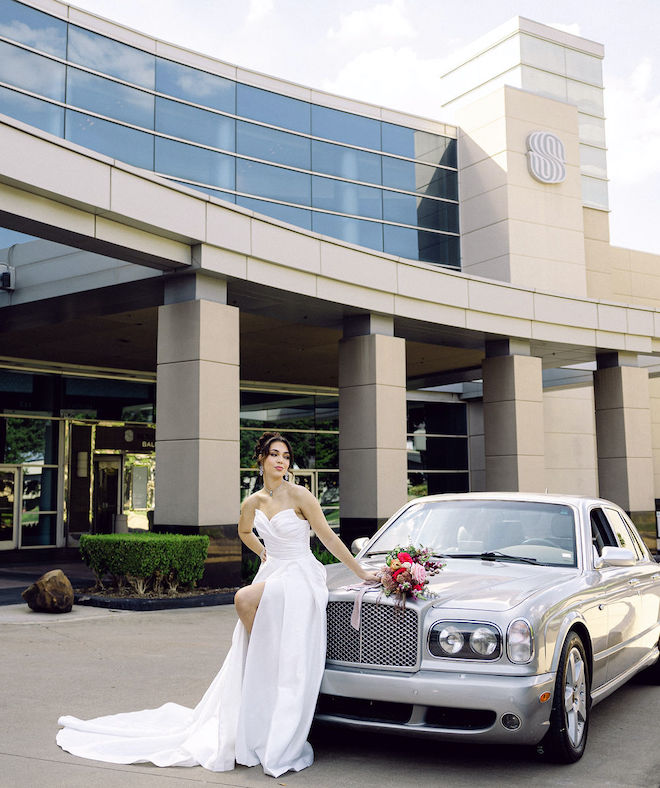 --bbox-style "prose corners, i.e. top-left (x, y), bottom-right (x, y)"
top-left (628, 578), bottom-right (640, 586)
